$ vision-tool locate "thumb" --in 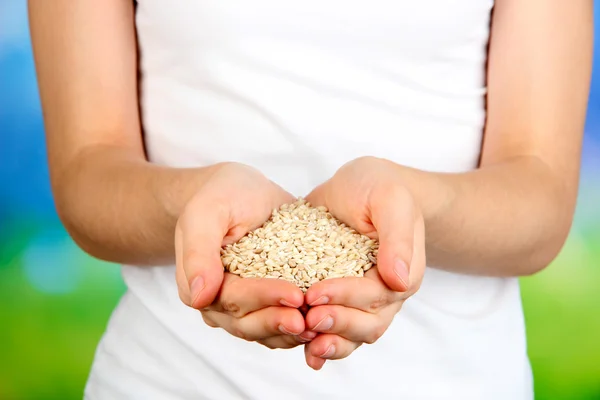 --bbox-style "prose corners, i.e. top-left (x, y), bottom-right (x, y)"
top-left (370, 188), bottom-right (414, 292)
top-left (304, 181), bottom-right (329, 208)
top-left (176, 202), bottom-right (227, 310)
